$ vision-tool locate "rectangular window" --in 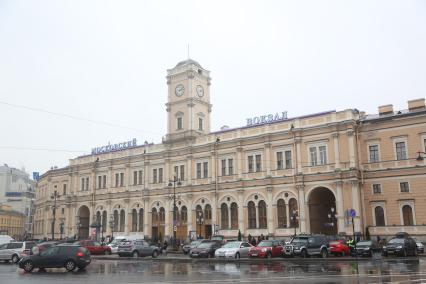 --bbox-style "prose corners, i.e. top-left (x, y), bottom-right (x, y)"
top-left (138, 170), bottom-right (143, 185)
top-left (102, 175), bottom-right (106, 188)
top-left (396, 142), bottom-right (407, 160)
top-left (196, 163), bottom-right (202, 179)
top-left (248, 156), bottom-right (254, 173)
top-left (81, 178), bottom-right (85, 191)
top-left (120, 173), bottom-right (124, 187)
top-left (373, 184), bottom-right (381, 194)
top-left (158, 168), bottom-right (163, 183)
top-left (63, 184), bottom-right (67, 196)
top-left (153, 169), bottom-right (157, 184)
top-left (310, 147), bottom-right (317, 166)
top-left (115, 173), bottom-right (119, 187)
top-left (85, 178), bottom-right (89, 191)
top-left (276, 152), bottom-right (283, 170)
top-left (98, 176), bottom-right (102, 189)
top-left (285, 150), bottom-right (292, 168)
top-left (174, 166), bottom-right (179, 178)
top-left (228, 158), bottom-right (234, 175)
top-left (133, 171), bottom-right (138, 185)
top-left (319, 146), bottom-right (327, 165)
top-left (198, 118), bottom-right (203, 131)
top-left (424, 138), bottom-right (426, 153)
top-left (177, 117), bottom-right (183, 130)
top-left (255, 154), bottom-right (262, 172)
top-left (400, 182), bottom-right (410, 193)
top-left (221, 159), bottom-right (226, 176)
top-left (203, 161), bottom-right (208, 178)
top-left (369, 145), bottom-right (379, 163)
top-left (61, 208), bottom-right (65, 214)
top-left (180, 165), bottom-right (185, 180)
